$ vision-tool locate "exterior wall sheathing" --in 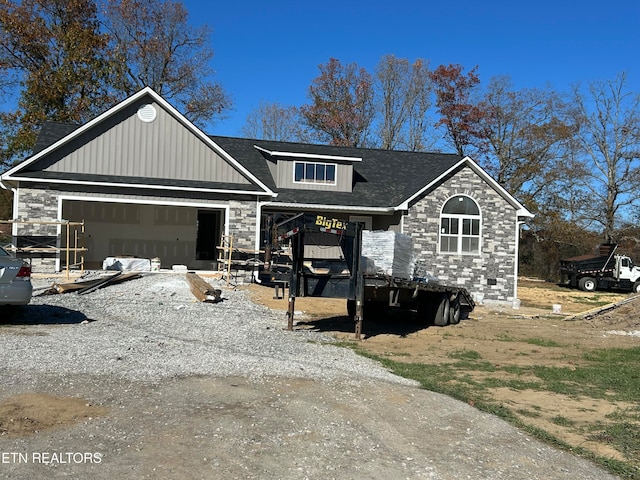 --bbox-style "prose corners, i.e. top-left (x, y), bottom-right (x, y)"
top-left (14, 183), bottom-right (259, 273)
